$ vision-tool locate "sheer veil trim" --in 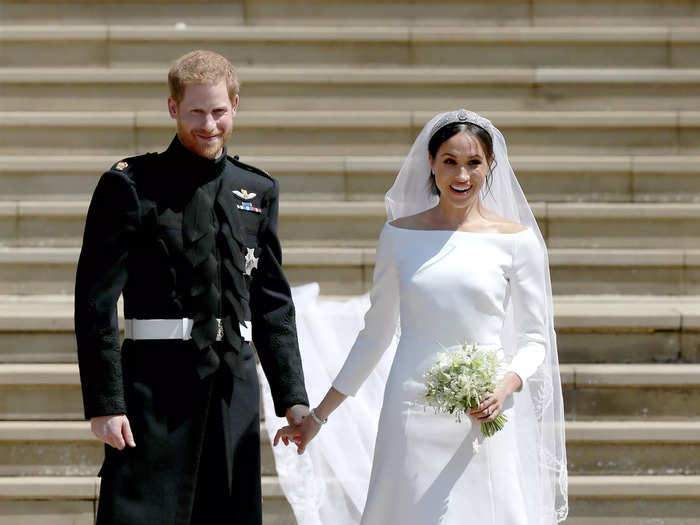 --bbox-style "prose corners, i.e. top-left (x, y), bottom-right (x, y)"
top-left (386, 110), bottom-right (568, 523)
